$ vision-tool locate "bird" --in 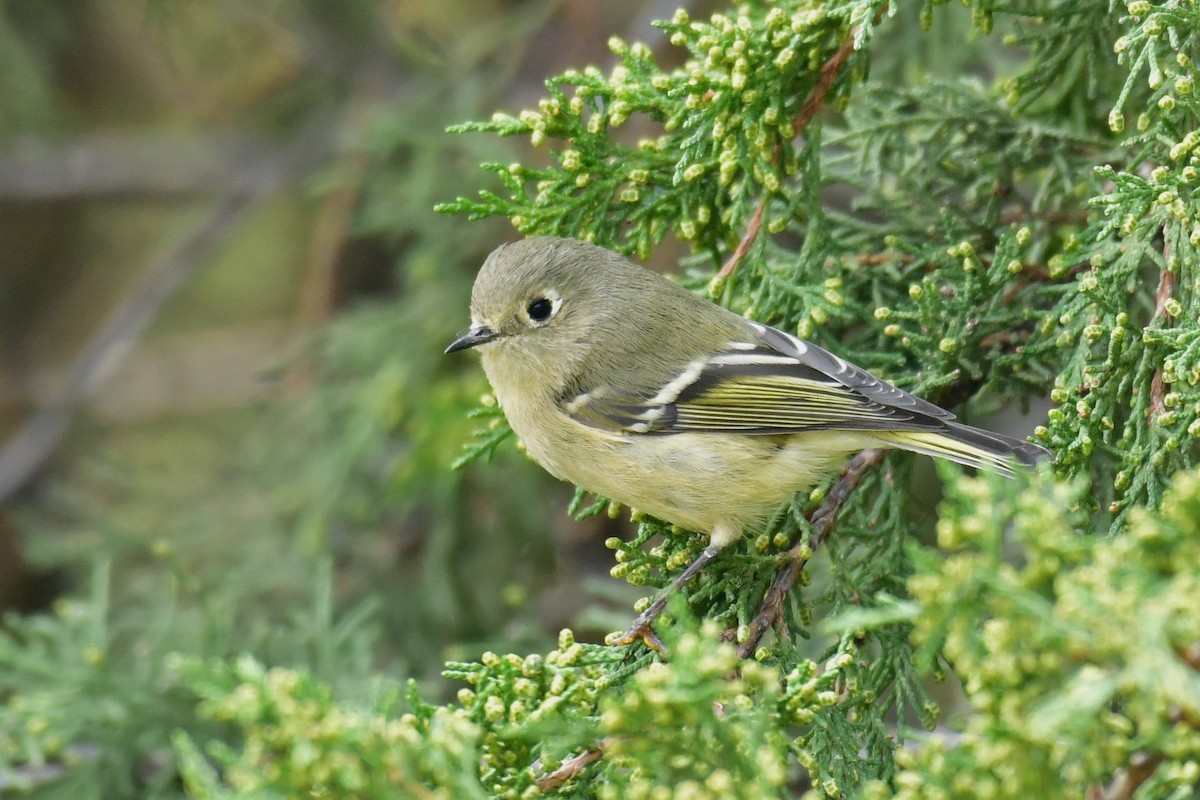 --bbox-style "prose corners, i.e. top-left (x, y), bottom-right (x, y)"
top-left (446, 236), bottom-right (1050, 646)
